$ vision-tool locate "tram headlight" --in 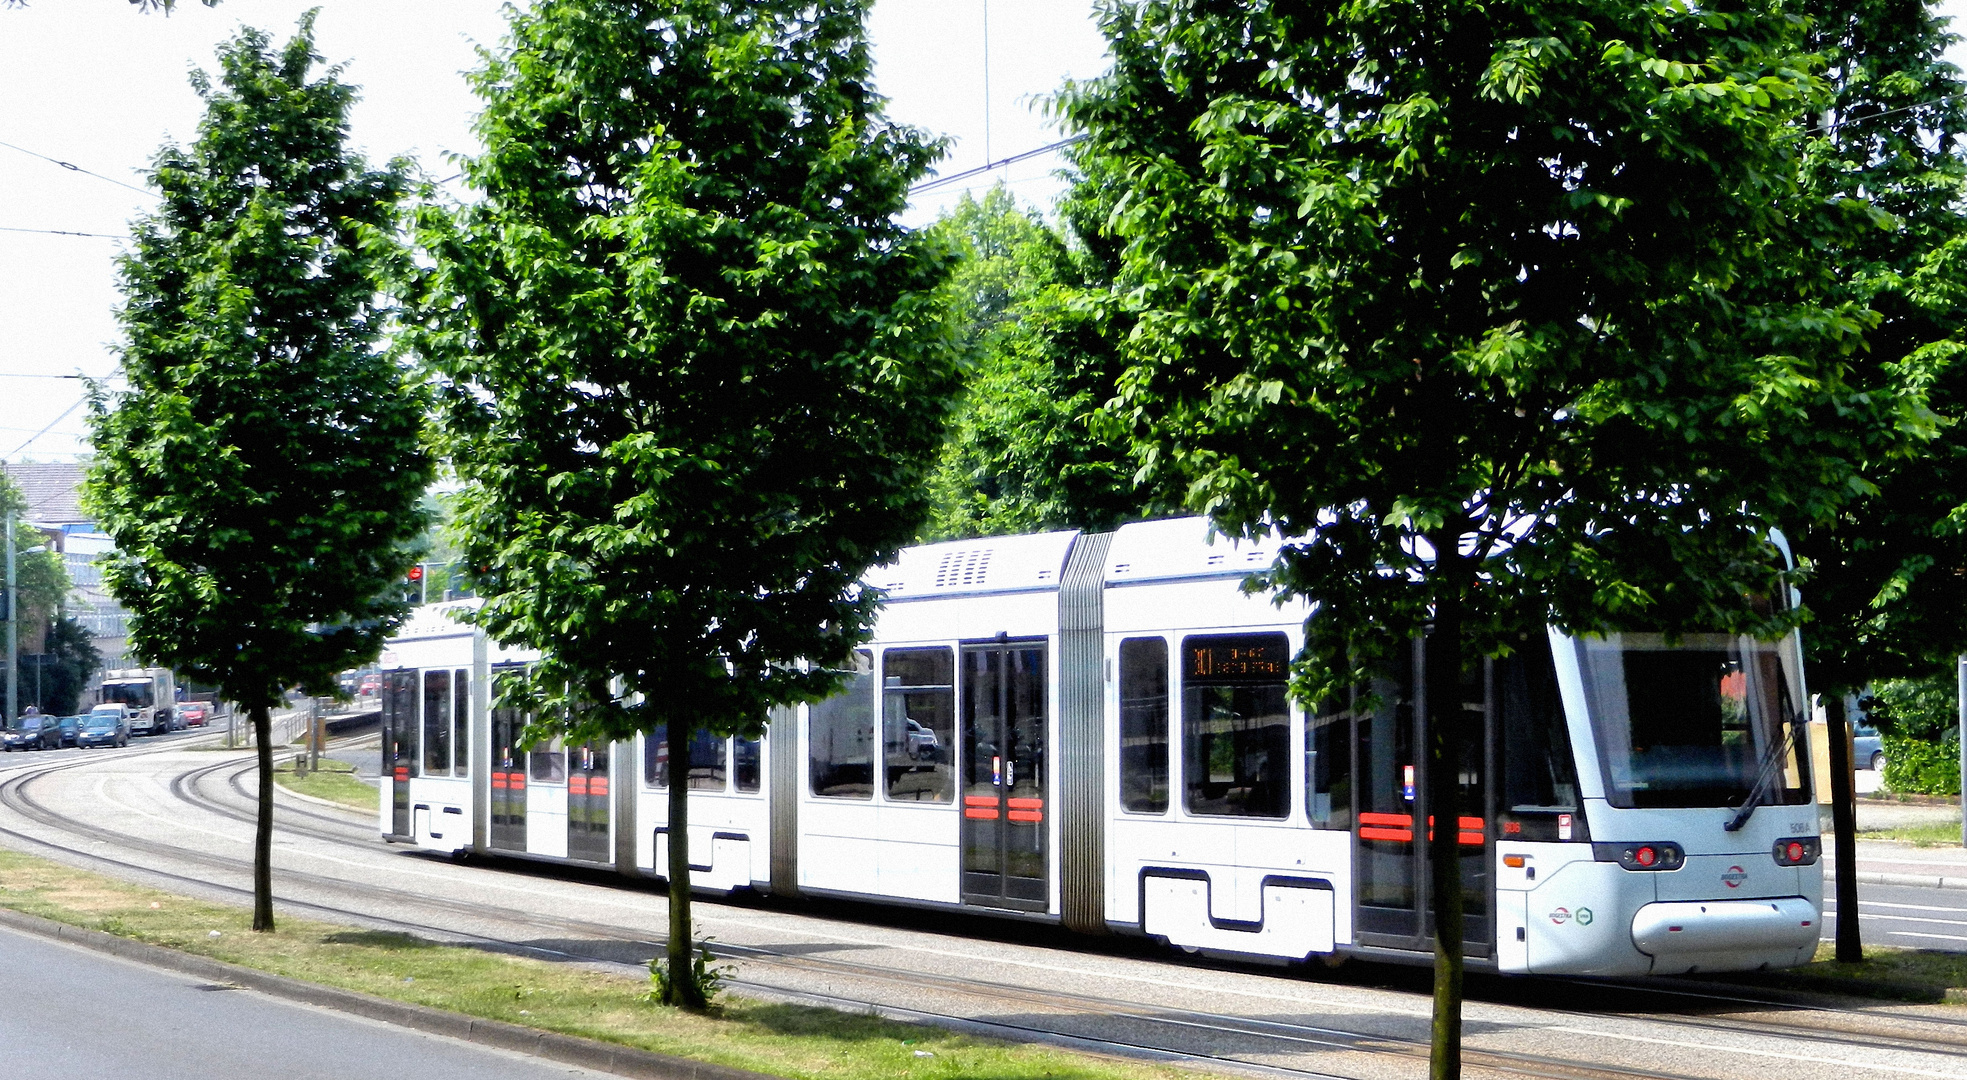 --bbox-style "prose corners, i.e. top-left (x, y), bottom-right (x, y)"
top-left (1772, 836), bottom-right (1821, 866)
top-left (1593, 841), bottom-right (1685, 870)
